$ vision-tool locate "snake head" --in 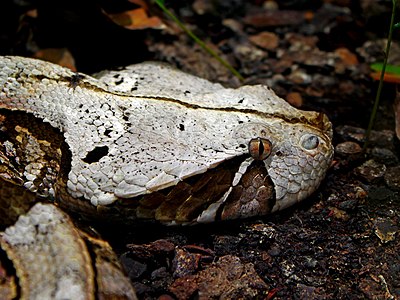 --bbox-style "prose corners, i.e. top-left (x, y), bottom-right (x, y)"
top-left (266, 124), bottom-right (333, 212)
top-left (217, 117), bottom-right (333, 221)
